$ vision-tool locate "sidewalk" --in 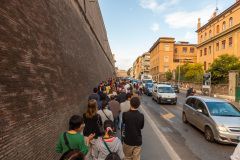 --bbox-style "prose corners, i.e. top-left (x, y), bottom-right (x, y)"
top-left (179, 88), bottom-right (240, 109)
top-left (115, 108), bottom-right (174, 160)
